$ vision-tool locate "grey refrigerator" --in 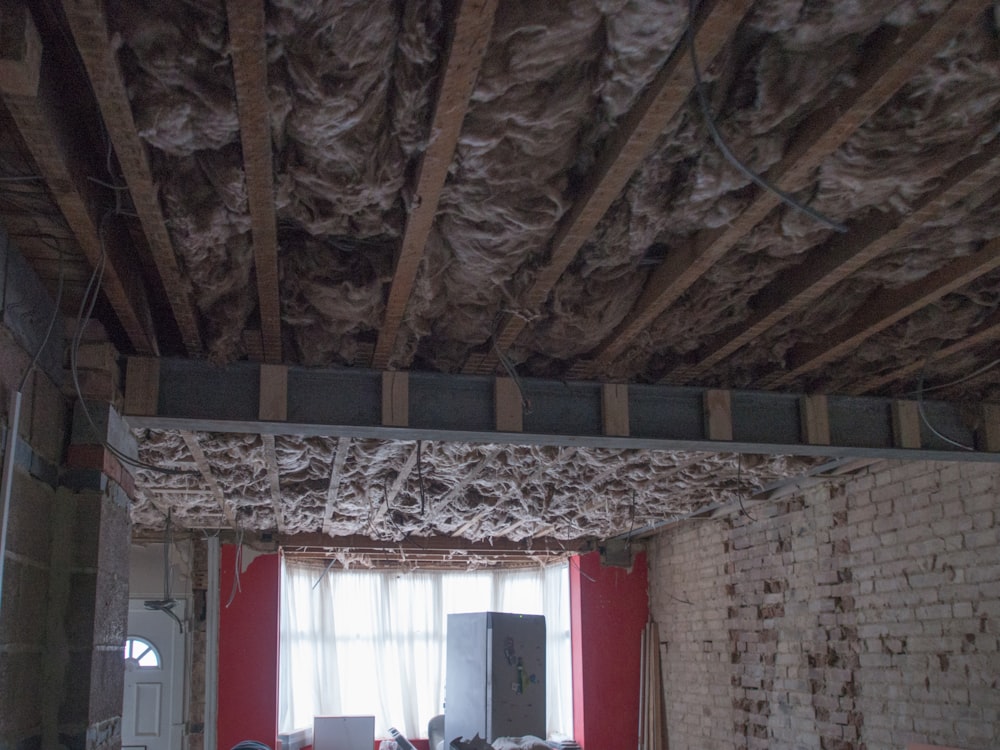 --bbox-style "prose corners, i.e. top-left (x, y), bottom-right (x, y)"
top-left (445, 612), bottom-right (546, 743)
